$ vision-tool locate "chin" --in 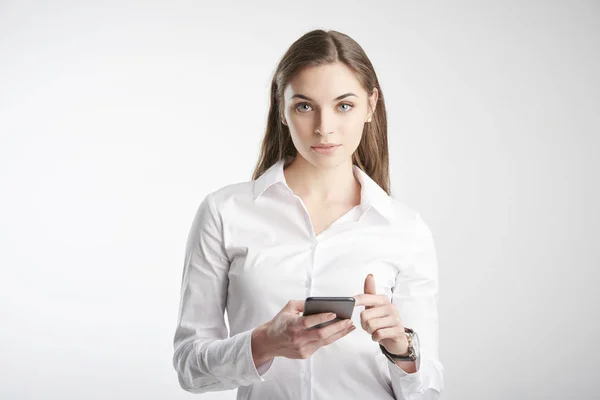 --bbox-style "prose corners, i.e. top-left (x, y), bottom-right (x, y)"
top-left (308, 153), bottom-right (348, 168)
